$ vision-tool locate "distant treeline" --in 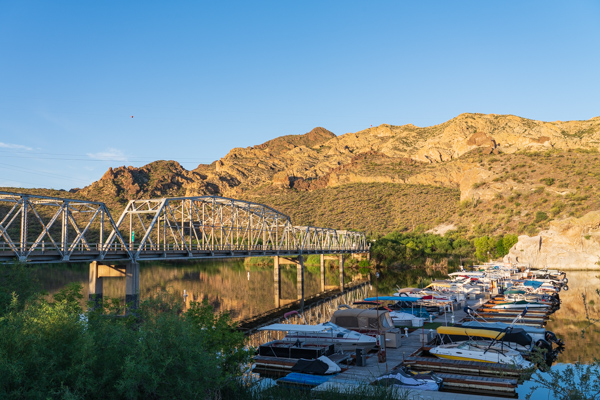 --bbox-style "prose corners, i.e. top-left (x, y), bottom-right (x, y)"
top-left (371, 232), bottom-right (518, 268)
